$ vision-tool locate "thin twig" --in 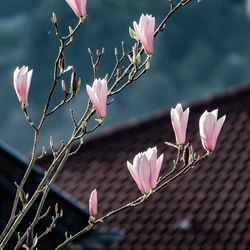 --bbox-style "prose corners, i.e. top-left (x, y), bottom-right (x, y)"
top-left (23, 107), bottom-right (38, 131)
top-left (70, 109), bottom-right (78, 129)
